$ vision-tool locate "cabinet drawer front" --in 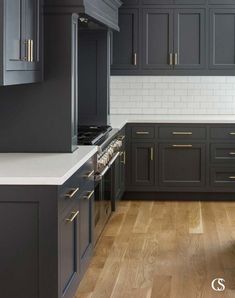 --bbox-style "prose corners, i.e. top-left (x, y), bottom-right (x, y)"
top-left (131, 126), bottom-right (155, 138)
top-left (211, 144), bottom-right (235, 163)
top-left (211, 167), bottom-right (235, 187)
top-left (59, 157), bottom-right (95, 212)
top-left (159, 126), bottom-right (206, 140)
top-left (210, 126), bottom-right (235, 140)
top-left (209, 0), bottom-right (235, 4)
